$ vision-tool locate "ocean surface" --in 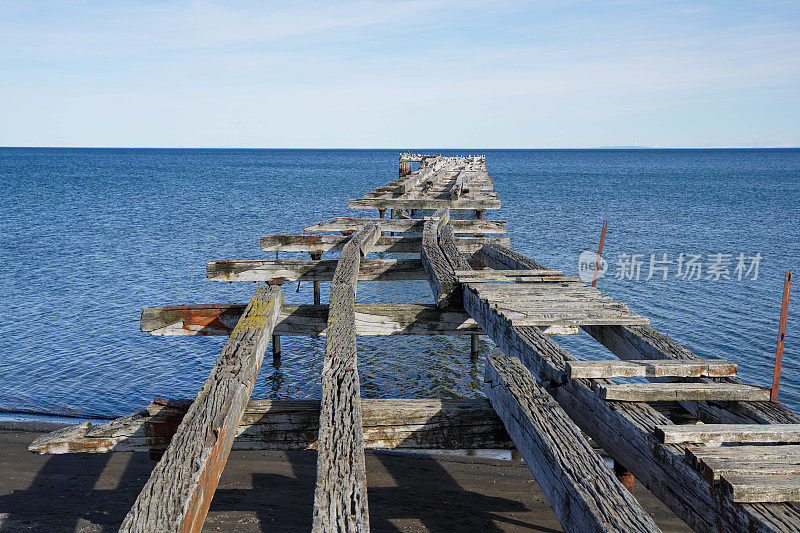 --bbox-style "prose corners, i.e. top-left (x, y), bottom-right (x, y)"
top-left (0, 148), bottom-right (798, 421)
